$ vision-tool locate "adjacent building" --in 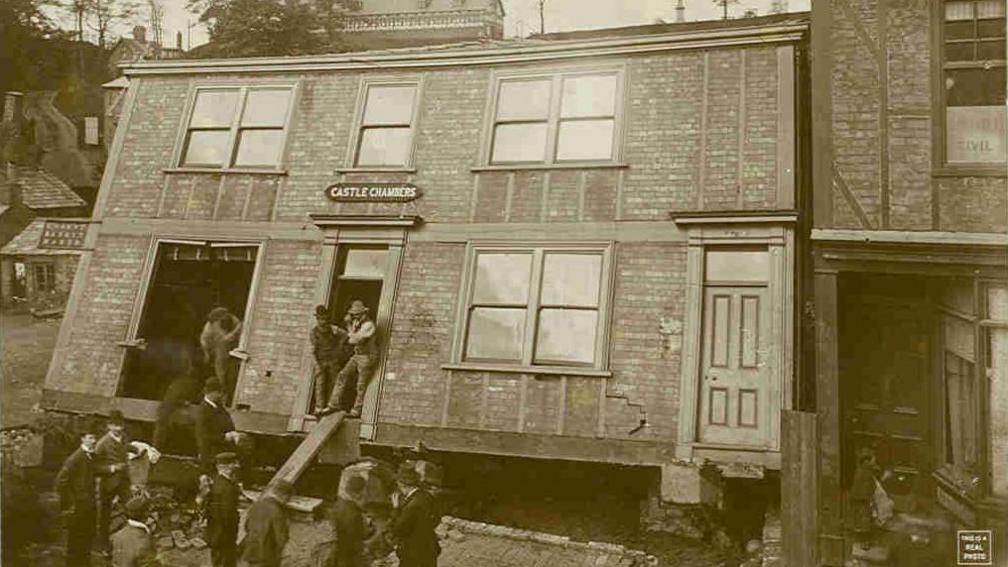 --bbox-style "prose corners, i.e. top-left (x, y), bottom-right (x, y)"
top-left (41, 13), bottom-right (810, 530)
top-left (810, 0), bottom-right (1007, 564)
top-left (336, 0), bottom-right (505, 49)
